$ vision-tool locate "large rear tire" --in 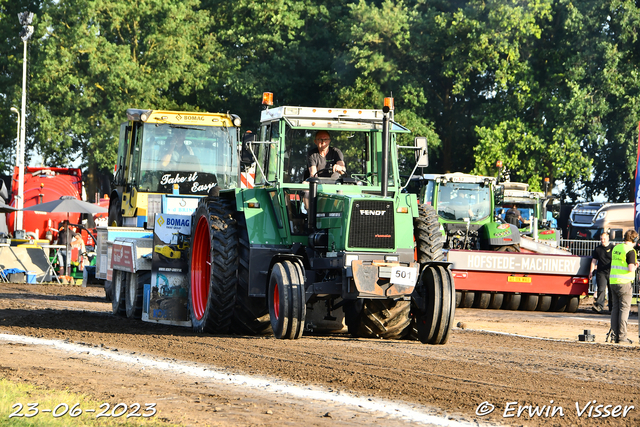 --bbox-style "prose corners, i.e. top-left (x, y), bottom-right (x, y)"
top-left (126, 271), bottom-right (149, 319)
top-left (232, 214), bottom-right (271, 335)
top-left (268, 260), bottom-right (306, 339)
top-left (107, 195), bottom-right (122, 227)
top-left (345, 299), bottom-right (411, 339)
top-left (111, 270), bottom-right (126, 317)
top-left (189, 198), bottom-right (238, 334)
top-left (414, 205), bottom-right (444, 264)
